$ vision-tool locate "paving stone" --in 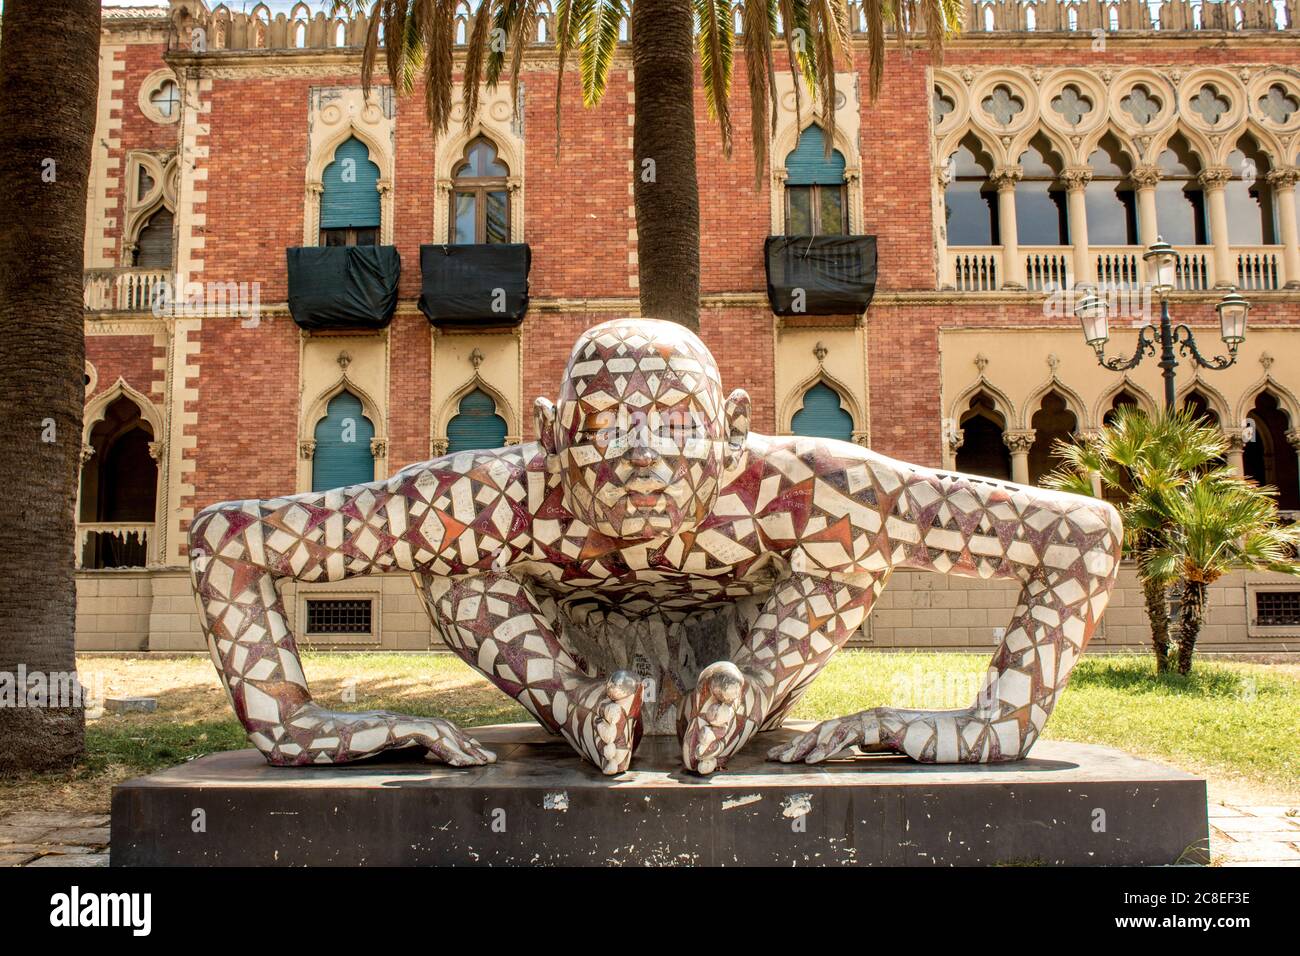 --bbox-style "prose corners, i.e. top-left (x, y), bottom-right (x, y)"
top-left (1237, 806), bottom-right (1300, 819)
top-left (0, 851), bottom-right (38, 866)
top-left (25, 852), bottom-right (110, 868)
top-left (1207, 804), bottom-right (1248, 818)
top-left (105, 696), bottom-right (157, 714)
top-left (0, 811), bottom-right (108, 828)
top-left (1219, 860), bottom-right (1300, 867)
top-left (42, 827), bottom-right (110, 847)
top-left (1216, 816), bottom-right (1300, 832)
top-left (1214, 840), bottom-right (1300, 862)
top-left (0, 825), bottom-right (53, 845)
